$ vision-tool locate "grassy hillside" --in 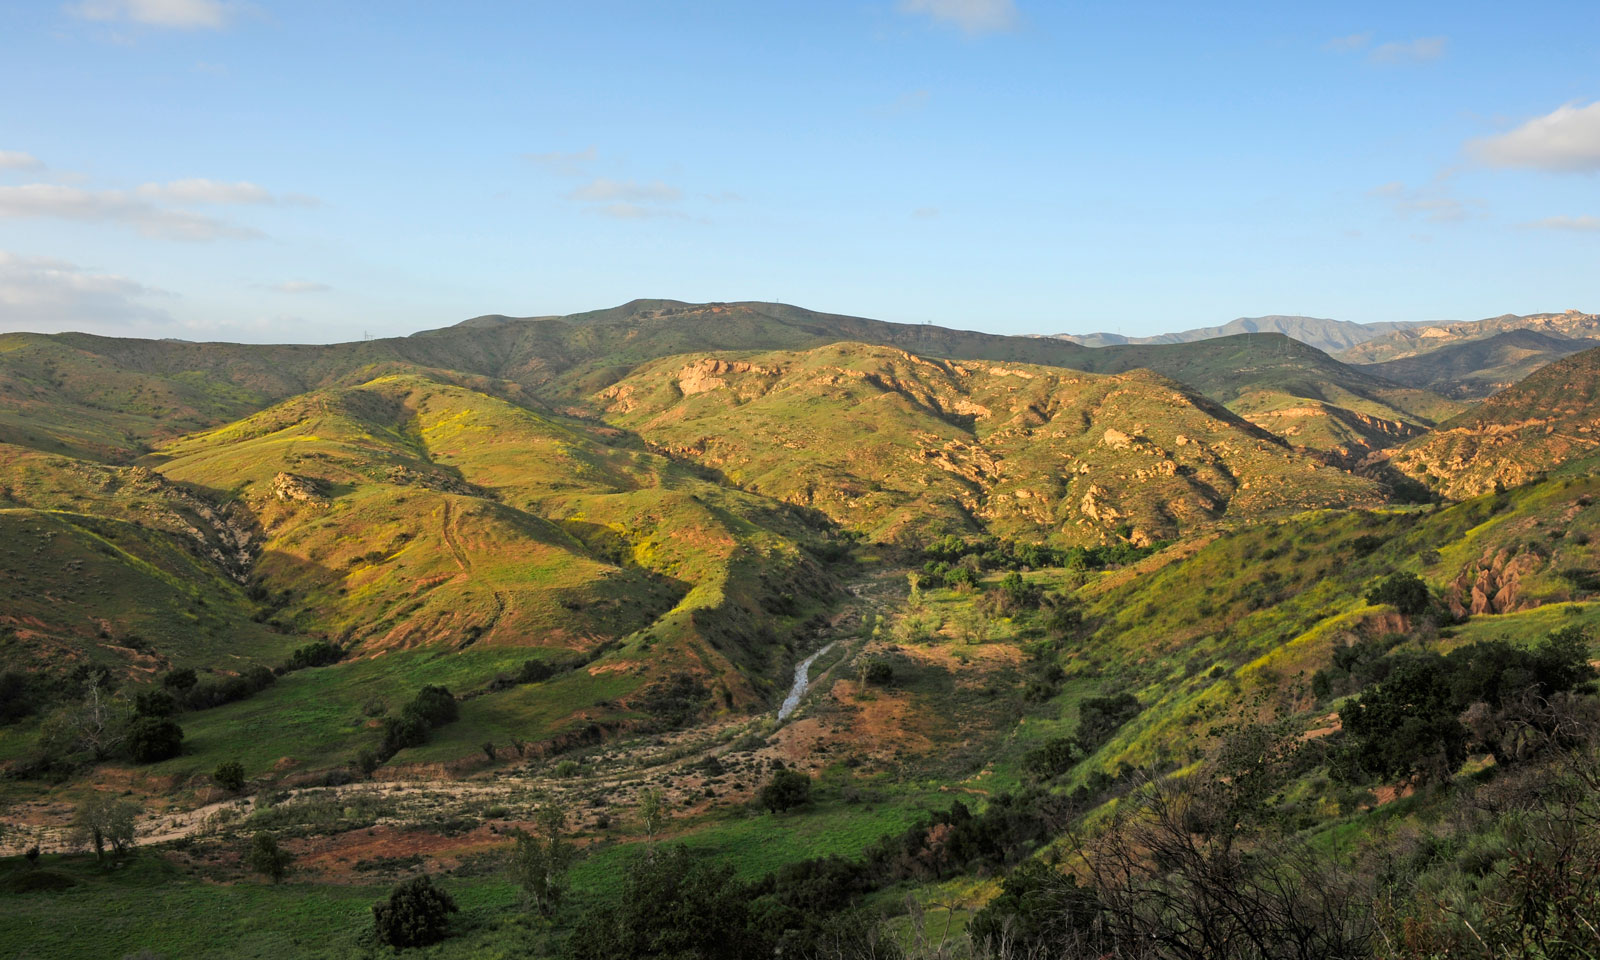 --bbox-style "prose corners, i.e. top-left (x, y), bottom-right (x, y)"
top-left (599, 342), bottom-right (1387, 545)
top-left (1389, 345), bottom-right (1600, 498)
top-left (1356, 329), bottom-right (1599, 400)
